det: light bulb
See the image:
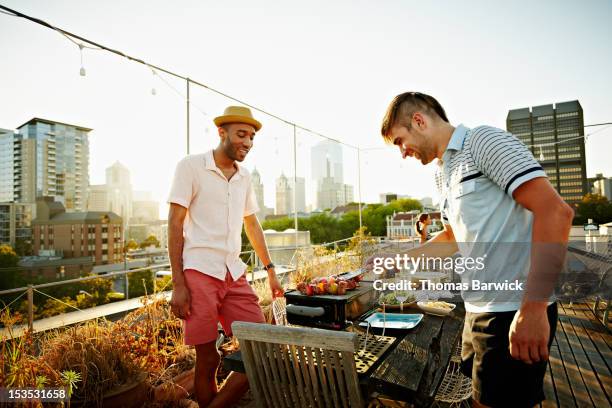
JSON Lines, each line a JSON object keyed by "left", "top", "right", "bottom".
{"left": 80, "top": 66, "right": 86, "bottom": 77}
{"left": 151, "top": 88, "right": 157, "bottom": 96}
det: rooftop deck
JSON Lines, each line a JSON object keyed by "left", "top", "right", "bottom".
{"left": 542, "top": 302, "right": 611, "bottom": 407}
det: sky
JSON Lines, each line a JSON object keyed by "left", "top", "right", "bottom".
{"left": 1, "top": 0, "right": 611, "bottom": 217}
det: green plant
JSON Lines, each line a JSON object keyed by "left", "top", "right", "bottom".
{"left": 60, "top": 369, "right": 81, "bottom": 398}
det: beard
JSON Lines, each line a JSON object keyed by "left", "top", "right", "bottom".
{"left": 223, "top": 140, "right": 243, "bottom": 162}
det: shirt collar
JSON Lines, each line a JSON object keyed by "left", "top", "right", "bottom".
{"left": 445, "top": 124, "right": 468, "bottom": 152}
{"left": 204, "top": 150, "right": 245, "bottom": 179}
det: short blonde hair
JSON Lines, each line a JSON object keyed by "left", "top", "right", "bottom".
{"left": 380, "top": 92, "right": 449, "bottom": 143}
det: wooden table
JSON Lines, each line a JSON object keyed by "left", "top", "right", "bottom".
{"left": 223, "top": 302, "right": 466, "bottom": 407}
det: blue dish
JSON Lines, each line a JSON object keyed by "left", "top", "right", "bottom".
{"left": 359, "top": 313, "right": 424, "bottom": 330}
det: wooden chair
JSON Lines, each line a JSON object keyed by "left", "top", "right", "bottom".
{"left": 232, "top": 321, "right": 365, "bottom": 408}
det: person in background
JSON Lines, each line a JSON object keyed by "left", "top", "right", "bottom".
{"left": 415, "top": 212, "right": 431, "bottom": 243}
{"left": 167, "top": 106, "right": 284, "bottom": 408}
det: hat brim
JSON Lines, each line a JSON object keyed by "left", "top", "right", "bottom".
{"left": 214, "top": 115, "right": 262, "bottom": 131}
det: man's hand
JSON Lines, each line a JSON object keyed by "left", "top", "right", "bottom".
{"left": 509, "top": 303, "right": 550, "bottom": 364}
{"left": 268, "top": 270, "right": 284, "bottom": 298}
{"left": 170, "top": 283, "right": 192, "bottom": 320}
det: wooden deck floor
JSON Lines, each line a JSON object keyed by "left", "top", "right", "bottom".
{"left": 542, "top": 302, "right": 611, "bottom": 407}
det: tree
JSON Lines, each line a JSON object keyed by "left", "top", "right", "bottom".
{"left": 128, "top": 270, "right": 155, "bottom": 298}
{"left": 575, "top": 194, "right": 612, "bottom": 225}
{"left": 139, "top": 235, "right": 160, "bottom": 249}
{"left": 125, "top": 239, "right": 139, "bottom": 251}
{"left": 0, "top": 245, "right": 19, "bottom": 268}
{"left": 13, "top": 238, "right": 33, "bottom": 257}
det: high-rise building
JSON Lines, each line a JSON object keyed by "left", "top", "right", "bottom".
{"left": 275, "top": 173, "right": 292, "bottom": 215}
{"left": 274, "top": 174, "right": 306, "bottom": 216}
{"left": 316, "top": 156, "right": 354, "bottom": 211}
{"left": 87, "top": 184, "right": 109, "bottom": 212}
{"left": 105, "top": 161, "right": 132, "bottom": 222}
{"left": 251, "top": 168, "right": 266, "bottom": 221}
{"left": 507, "top": 101, "right": 587, "bottom": 205}
{"left": 0, "top": 128, "right": 37, "bottom": 204}
{"left": 311, "top": 140, "right": 344, "bottom": 185}
{"left": 0, "top": 119, "right": 91, "bottom": 211}
{"left": 0, "top": 202, "right": 35, "bottom": 250}
{"left": 311, "top": 140, "right": 346, "bottom": 210}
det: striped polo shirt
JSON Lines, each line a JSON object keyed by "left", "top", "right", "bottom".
{"left": 435, "top": 124, "right": 547, "bottom": 312}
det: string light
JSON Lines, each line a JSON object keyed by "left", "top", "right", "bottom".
{"left": 538, "top": 145, "right": 545, "bottom": 161}
{"left": 78, "top": 44, "right": 86, "bottom": 77}
{"left": 150, "top": 67, "right": 157, "bottom": 96}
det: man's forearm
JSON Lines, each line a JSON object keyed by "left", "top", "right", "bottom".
{"left": 244, "top": 218, "right": 273, "bottom": 268}
{"left": 168, "top": 223, "right": 186, "bottom": 286}
{"left": 524, "top": 206, "right": 573, "bottom": 306}
{"left": 405, "top": 227, "right": 458, "bottom": 259}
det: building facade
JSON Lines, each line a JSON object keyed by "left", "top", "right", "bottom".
{"left": 386, "top": 211, "right": 442, "bottom": 239}
{"left": 275, "top": 173, "right": 292, "bottom": 215}
{"left": 86, "top": 184, "right": 109, "bottom": 212}
{"left": 0, "top": 202, "right": 35, "bottom": 250}
{"left": 507, "top": 101, "right": 587, "bottom": 205}
{"left": 32, "top": 197, "right": 122, "bottom": 265}
{"left": 590, "top": 173, "right": 612, "bottom": 201}
{"left": 105, "top": 161, "right": 132, "bottom": 222}
{"left": 251, "top": 168, "right": 266, "bottom": 221}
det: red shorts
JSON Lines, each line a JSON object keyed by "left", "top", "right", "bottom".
{"left": 183, "top": 269, "right": 265, "bottom": 345}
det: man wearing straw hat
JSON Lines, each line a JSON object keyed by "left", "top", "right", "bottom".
{"left": 167, "top": 106, "right": 283, "bottom": 407}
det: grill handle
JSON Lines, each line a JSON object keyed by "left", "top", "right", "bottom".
{"left": 286, "top": 304, "right": 325, "bottom": 317}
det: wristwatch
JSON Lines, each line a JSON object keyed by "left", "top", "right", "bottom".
{"left": 264, "top": 262, "right": 275, "bottom": 271}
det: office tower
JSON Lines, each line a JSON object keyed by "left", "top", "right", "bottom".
{"left": 251, "top": 168, "right": 266, "bottom": 221}
{"left": 275, "top": 173, "right": 292, "bottom": 215}
{"left": 87, "top": 184, "right": 109, "bottom": 211}
{"left": 311, "top": 140, "right": 344, "bottom": 185}
{"left": 507, "top": 101, "right": 587, "bottom": 205}
{"left": 292, "top": 177, "right": 306, "bottom": 213}
{"left": 316, "top": 157, "right": 354, "bottom": 211}
{"left": 105, "top": 161, "right": 132, "bottom": 222}
{"left": 2, "top": 118, "right": 92, "bottom": 211}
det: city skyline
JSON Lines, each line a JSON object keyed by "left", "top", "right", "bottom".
{"left": 1, "top": 1, "right": 611, "bottom": 216}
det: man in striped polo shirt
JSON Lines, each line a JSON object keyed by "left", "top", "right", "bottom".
{"left": 378, "top": 92, "right": 574, "bottom": 407}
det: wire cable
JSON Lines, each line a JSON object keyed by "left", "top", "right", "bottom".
{"left": 0, "top": 3, "right": 357, "bottom": 149}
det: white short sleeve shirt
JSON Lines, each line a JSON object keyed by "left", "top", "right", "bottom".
{"left": 435, "top": 125, "right": 548, "bottom": 313}
{"left": 167, "top": 150, "right": 259, "bottom": 281}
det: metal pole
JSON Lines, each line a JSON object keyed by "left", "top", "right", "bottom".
{"left": 27, "top": 284, "right": 33, "bottom": 332}
{"left": 357, "top": 148, "right": 363, "bottom": 230}
{"left": 186, "top": 78, "right": 191, "bottom": 155}
{"left": 293, "top": 125, "right": 298, "bottom": 249}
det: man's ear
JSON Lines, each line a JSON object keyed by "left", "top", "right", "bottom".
{"left": 217, "top": 126, "right": 225, "bottom": 140}
{"left": 413, "top": 112, "right": 426, "bottom": 130}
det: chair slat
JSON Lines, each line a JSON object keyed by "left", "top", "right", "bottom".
{"left": 302, "top": 346, "right": 323, "bottom": 408}
{"left": 313, "top": 347, "right": 333, "bottom": 407}
{"left": 323, "top": 349, "right": 341, "bottom": 408}
{"left": 265, "top": 342, "right": 288, "bottom": 408}
{"left": 252, "top": 341, "right": 282, "bottom": 407}
{"left": 278, "top": 344, "right": 304, "bottom": 408}
{"left": 332, "top": 350, "right": 349, "bottom": 408}
{"left": 341, "top": 351, "right": 364, "bottom": 408}
{"left": 240, "top": 340, "right": 268, "bottom": 408}
{"left": 272, "top": 343, "right": 299, "bottom": 408}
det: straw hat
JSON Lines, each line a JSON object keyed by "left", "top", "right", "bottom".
{"left": 213, "top": 106, "right": 262, "bottom": 131}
